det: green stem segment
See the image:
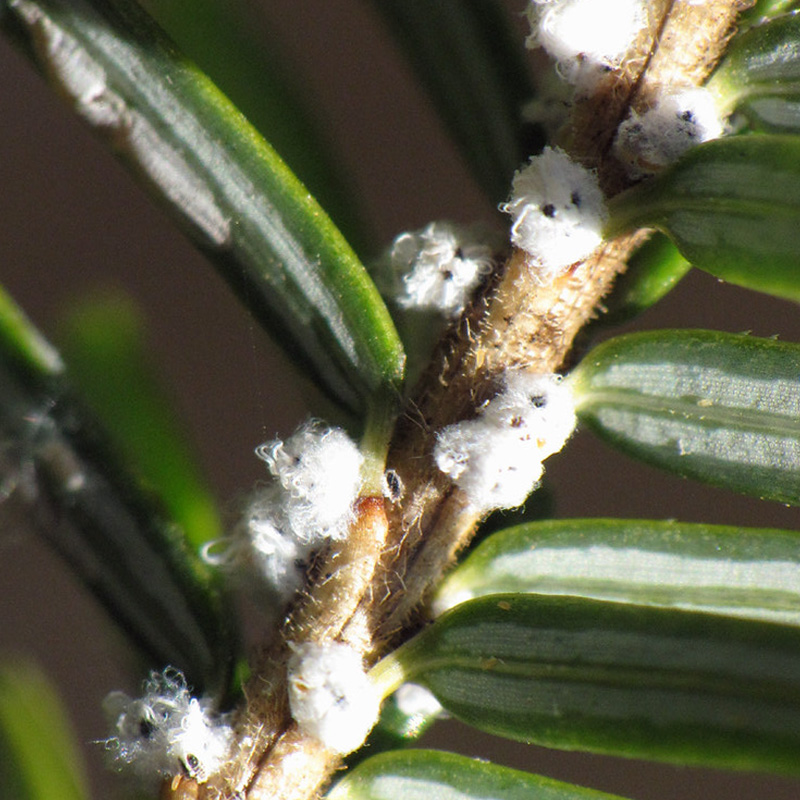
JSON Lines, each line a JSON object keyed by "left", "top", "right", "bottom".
{"left": 359, "top": 391, "right": 401, "bottom": 496}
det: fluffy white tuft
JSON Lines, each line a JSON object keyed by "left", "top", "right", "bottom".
{"left": 203, "top": 420, "right": 362, "bottom": 606}
{"left": 378, "top": 221, "right": 494, "bottom": 317}
{"left": 501, "top": 148, "right": 607, "bottom": 281}
{"left": 201, "top": 486, "right": 309, "bottom": 605}
{"left": 434, "top": 372, "right": 576, "bottom": 512}
{"left": 256, "top": 420, "right": 363, "bottom": 541}
{"left": 526, "top": 0, "right": 646, "bottom": 88}
{"left": 481, "top": 372, "right": 577, "bottom": 460}
{"left": 103, "top": 670, "right": 233, "bottom": 784}
{"left": 243, "top": 488, "right": 311, "bottom": 600}
{"left": 394, "top": 682, "right": 444, "bottom": 719}
{"left": 435, "top": 423, "right": 545, "bottom": 511}
{"left": 287, "top": 641, "right": 381, "bottom": 754}
{"left": 614, "top": 88, "right": 725, "bottom": 176}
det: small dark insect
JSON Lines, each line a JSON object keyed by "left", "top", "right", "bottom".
{"left": 139, "top": 715, "right": 157, "bottom": 739}
{"left": 383, "top": 468, "right": 403, "bottom": 502}
{"left": 183, "top": 754, "right": 201, "bottom": 774}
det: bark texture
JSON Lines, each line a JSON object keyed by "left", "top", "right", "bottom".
{"left": 189, "top": 3, "right": 753, "bottom": 798}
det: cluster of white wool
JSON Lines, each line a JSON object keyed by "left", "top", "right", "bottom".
{"left": 287, "top": 641, "right": 381, "bottom": 754}
{"left": 614, "top": 87, "right": 725, "bottom": 177}
{"left": 103, "top": 670, "right": 233, "bottom": 784}
{"left": 434, "top": 372, "right": 576, "bottom": 512}
{"left": 501, "top": 148, "right": 607, "bottom": 282}
{"left": 233, "top": 486, "right": 311, "bottom": 601}
{"left": 379, "top": 221, "right": 494, "bottom": 318}
{"left": 255, "top": 422, "right": 363, "bottom": 542}
{"left": 203, "top": 421, "right": 363, "bottom": 604}
{"left": 526, "top": 0, "right": 646, "bottom": 89}
{"left": 394, "top": 682, "right": 444, "bottom": 721}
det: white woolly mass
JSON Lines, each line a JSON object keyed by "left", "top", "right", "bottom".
{"left": 481, "top": 372, "right": 577, "bottom": 460}
{"left": 103, "top": 670, "right": 233, "bottom": 784}
{"left": 200, "top": 487, "right": 309, "bottom": 606}
{"left": 435, "top": 423, "right": 545, "bottom": 511}
{"left": 394, "top": 683, "right": 444, "bottom": 720}
{"left": 287, "top": 641, "right": 381, "bottom": 754}
{"left": 501, "top": 148, "right": 607, "bottom": 281}
{"left": 202, "top": 420, "right": 362, "bottom": 606}
{"left": 256, "top": 421, "right": 363, "bottom": 541}
{"left": 242, "top": 487, "right": 311, "bottom": 600}
{"left": 526, "top": 0, "right": 646, "bottom": 88}
{"left": 434, "top": 373, "right": 576, "bottom": 512}
{"left": 380, "top": 221, "right": 494, "bottom": 317}
{"left": 614, "top": 88, "right": 725, "bottom": 176}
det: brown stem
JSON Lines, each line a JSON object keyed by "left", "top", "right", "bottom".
{"left": 190, "top": 3, "right": 751, "bottom": 799}
{"left": 205, "top": 498, "right": 389, "bottom": 799}
{"left": 365, "top": 0, "right": 750, "bottom": 650}
{"left": 369, "top": 231, "right": 650, "bottom": 649}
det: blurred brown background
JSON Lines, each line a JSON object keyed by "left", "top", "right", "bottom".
{"left": 2, "top": 2, "right": 800, "bottom": 798}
